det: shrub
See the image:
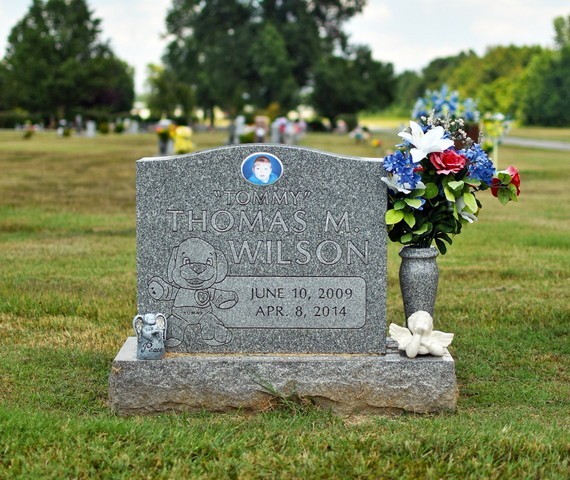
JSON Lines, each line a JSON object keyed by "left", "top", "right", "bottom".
{"left": 239, "top": 131, "right": 255, "bottom": 144}
{"left": 306, "top": 119, "right": 329, "bottom": 132}
{"left": 337, "top": 113, "right": 358, "bottom": 131}
{"left": 98, "top": 122, "right": 110, "bottom": 134}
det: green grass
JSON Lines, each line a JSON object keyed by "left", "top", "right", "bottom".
{"left": 357, "top": 113, "right": 407, "bottom": 131}
{"left": 508, "top": 126, "right": 570, "bottom": 142}
{"left": 0, "top": 129, "right": 568, "bottom": 479}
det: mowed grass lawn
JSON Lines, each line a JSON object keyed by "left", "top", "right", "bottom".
{"left": 0, "top": 129, "right": 568, "bottom": 479}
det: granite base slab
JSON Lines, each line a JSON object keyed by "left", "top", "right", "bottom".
{"left": 109, "top": 337, "right": 457, "bottom": 415}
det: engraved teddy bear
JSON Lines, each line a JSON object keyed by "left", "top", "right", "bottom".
{"left": 147, "top": 237, "right": 238, "bottom": 347}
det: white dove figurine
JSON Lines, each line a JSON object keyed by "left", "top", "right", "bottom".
{"left": 389, "top": 311, "right": 454, "bottom": 358}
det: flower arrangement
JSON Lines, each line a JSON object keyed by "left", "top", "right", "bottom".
{"left": 412, "top": 85, "right": 480, "bottom": 123}
{"left": 155, "top": 123, "right": 176, "bottom": 142}
{"left": 482, "top": 112, "right": 510, "bottom": 140}
{"left": 481, "top": 112, "right": 511, "bottom": 163}
{"left": 382, "top": 116, "right": 520, "bottom": 254}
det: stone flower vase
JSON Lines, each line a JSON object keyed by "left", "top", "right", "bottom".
{"left": 399, "top": 246, "right": 439, "bottom": 325}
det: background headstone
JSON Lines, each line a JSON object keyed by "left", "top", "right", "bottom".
{"left": 86, "top": 120, "right": 96, "bottom": 137}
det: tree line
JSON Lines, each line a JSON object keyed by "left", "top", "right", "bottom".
{"left": 393, "top": 14, "right": 570, "bottom": 127}
{"left": 1, "top": 0, "right": 569, "bottom": 128}
{"left": 0, "top": 0, "right": 133, "bottom": 126}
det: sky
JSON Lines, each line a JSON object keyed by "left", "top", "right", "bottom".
{"left": 0, "top": 0, "right": 569, "bottom": 95}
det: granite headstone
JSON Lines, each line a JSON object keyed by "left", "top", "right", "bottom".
{"left": 109, "top": 144, "right": 457, "bottom": 415}
{"left": 136, "top": 145, "right": 387, "bottom": 354}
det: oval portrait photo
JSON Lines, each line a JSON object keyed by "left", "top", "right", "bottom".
{"left": 241, "top": 152, "right": 283, "bottom": 186}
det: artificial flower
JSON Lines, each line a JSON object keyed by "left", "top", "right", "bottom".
{"left": 412, "top": 85, "right": 480, "bottom": 123}
{"left": 382, "top": 116, "right": 521, "bottom": 255}
{"left": 461, "top": 144, "right": 495, "bottom": 186}
{"left": 492, "top": 166, "right": 521, "bottom": 197}
{"left": 398, "top": 121, "right": 454, "bottom": 163}
{"left": 430, "top": 150, "right": 467, "bottom": 175}
{"left": 456, "top": 196, "right": 478, "bottom": 223}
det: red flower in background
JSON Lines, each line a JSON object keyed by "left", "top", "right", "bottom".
{"left": 491, "top": 166, "right": 521, "bottom": 197}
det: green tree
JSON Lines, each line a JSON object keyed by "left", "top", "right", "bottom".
{"left": 518, "top": 15, "right": 570, "bottom": 126}
{"left": 393, "top": 70, "right": 424, "bottom": 114}
{"left": 162, "top": 0, "right": 367, "bottom": 122}
{"left": 247, "top": 22, "right": 298, "bottom": 111}
{"left": 448, "top": 45, "right": 541, "bottom": 117}
{"left": 553, "top": 14, "right": 570, "bottom": 48}
{"left": 146, "top": 64, "right": 194, "bottom": 121}
{"left": 0, "top": 63, "right": 11, "bottom": 110}
{"left": 3, "top": 0, "right": 134, "bottom": 119}
{"left": 421, "top": 51, "right": 477, "bottom": 91}
{"left": 261, "top": 0, "right": 365, "bottom": 88}
{"left": 519, "top": 47, "right": 570, "bottom": 126}
{"left": 412, "top": 45, "right": 541, "bottom": 118}
{"left": 312, "top": 45, "right": 394, "bottom": 126}
{"left": 164, "top": 0, "right": 254, "bottom": 124}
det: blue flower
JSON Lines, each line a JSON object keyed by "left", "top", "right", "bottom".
{"left": 382, "top": 150, "right": 424, "bottom": 192}
{"left": 383, "top": 149, "right": 408, "bottom": 173}
{"left": 460, "top": 144, "right": 496, "bottom": 186}
{"left": 412, "top": 85, "right": 480, "bottom": 122}
{"left": 412, "top": 98, "right": 429, "bottom": 120}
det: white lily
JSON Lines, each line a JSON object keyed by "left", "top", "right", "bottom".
{"left": 398, "top": 121, "right": 454, "bottom": 164}
{"left": 381, "top": 174, "right": 411, "bottom": 194}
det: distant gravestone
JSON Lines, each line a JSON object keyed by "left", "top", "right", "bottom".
{"left": 136, "top": 145, "right": 387, "bottom": 354}
{"left": 86, "top": 120, "right": 96, "bottom": 137}
{"left": 109, "top": 145, "right": 457, "bottom": 415}
{"left": 234, "top": 115, "right": 246, "bottom": 142}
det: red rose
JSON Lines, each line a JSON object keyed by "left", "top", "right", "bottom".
{"left": 430, "top": 150, "right": 467, "bottom": 175}
{"left": 491, "top": 165, "right": 521, "bottom": 197}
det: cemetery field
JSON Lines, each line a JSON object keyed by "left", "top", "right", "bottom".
{"left": 0, "top": 129, "right": 568, "bottom": 479}
{"left": 507, "top": 126, "right": 570, "bottom": 142}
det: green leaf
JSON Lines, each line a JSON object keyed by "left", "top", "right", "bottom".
{"left": 436, "top": 222, "right": 456, "bottom": 234}
{"left": 448, "top": 180, "right": 465, "bottom": 192}
{"left": 435, "top": 238, "right": 447, "bottom": 255}
{"left": 401, "top": 233, "right": 413, "bottom": 243}
{"left": 465, "top": 178, "right": 481, "bottom": 187}
{"left": 497, "top": 188, "right": 511, "bottom": 205}
{"left": 385, "top": 209, "right": 405, "bottom": 224}
{"left": 463, "top": 191, "right": 478, "bottom": 212}
{"left": 498, "top": 172, "right": 512, "bottom": 184}
{"left": 404, "top": 211, "right": 416, "bottom": 228}
{"left": 424, "top": 183, "right": 439, "bottom": 199}
{"left": 404, "top": 198, "right": 423, "bottom": 209}
{"left": 439, "top": 233, "right": 453, "bottom": 243}
{"left": 411, "top": 187, "right": 426, "bottom": 197}
{"left": 394, "top": 200, "right": 406, "bottom": 210}
{"left": 444, "top": 187, "right": 456, "bottom": 202}
{"left": 413, "top": 223, "right": 430, "bottom": 235}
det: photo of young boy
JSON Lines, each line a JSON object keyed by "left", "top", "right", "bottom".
{"left": 241, "top": 153, "right": 283, "bottom": 186}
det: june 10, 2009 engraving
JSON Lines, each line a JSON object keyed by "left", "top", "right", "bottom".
{"left": 217, "top": 276, "right": 366, "bottom": 329}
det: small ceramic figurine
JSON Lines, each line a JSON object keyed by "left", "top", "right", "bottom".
{"left": 133, "top": 313, "right": 167, "bottom": 360}
{"left": 389, "top": 311, "right": 454, "bottom": 358}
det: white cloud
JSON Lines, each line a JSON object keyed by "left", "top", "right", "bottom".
{"left": 347, "top": 0, "right": 569, "bottom": 72}
{"left": 90, "top": 0, "right": 172, "bottom": 93}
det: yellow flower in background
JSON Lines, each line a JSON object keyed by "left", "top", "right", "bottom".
{"left": 174, "top": 125, "right": 193, "bottom": 154}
